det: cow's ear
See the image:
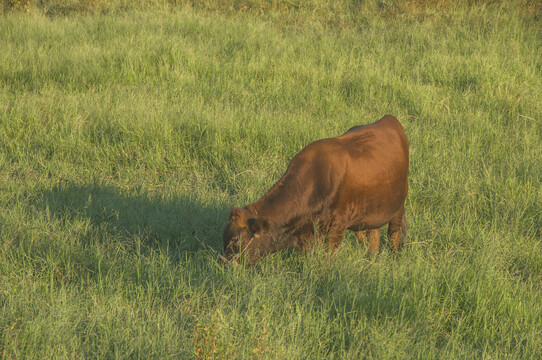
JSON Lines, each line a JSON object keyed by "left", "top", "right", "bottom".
{"left": 248, "top": 217, "right": 269, "bottom": 236}
{"left": 228, "top": 207, "right": 243, "bottom": 220}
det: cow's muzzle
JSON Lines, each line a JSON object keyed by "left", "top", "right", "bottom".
{"left": 218, "top": 236, "right": 257, "bottom": 267}
{"left": 218, "top": 251, "right": 240, "bottom": 267}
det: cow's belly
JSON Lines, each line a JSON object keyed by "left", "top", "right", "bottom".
{"left": 343, "top": 182, "right": 407, "bottom": 230}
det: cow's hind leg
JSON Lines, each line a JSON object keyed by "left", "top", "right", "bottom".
{"left": 354, "top": 229, "right": 380, "bottom": 255}
{"left": 354, "top": 230, "right": 367, "bottom": 243}
{"left": 388, "top": 206, "right": 407, "bottom": 252}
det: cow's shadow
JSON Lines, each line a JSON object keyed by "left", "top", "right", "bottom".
{"left": 38, "top": 181, "right": 226, "bottom": 262}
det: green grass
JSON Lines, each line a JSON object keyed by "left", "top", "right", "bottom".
{"left": 1, "top": 1, "right": 541, "bottom": 358}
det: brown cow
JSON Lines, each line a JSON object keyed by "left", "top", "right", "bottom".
{"left": 220, "top": 115, "right": 408, "bottom": 265}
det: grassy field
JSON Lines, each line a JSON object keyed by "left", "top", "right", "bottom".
{"left": 1, "top": 0, "right": 541, "bottom": 358}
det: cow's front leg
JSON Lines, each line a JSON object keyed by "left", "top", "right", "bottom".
{"left": 296, "top": 226, "right": 316, "bottom": 253}
{"left": 326, "top": 221, "right": 346, "bottom": 255}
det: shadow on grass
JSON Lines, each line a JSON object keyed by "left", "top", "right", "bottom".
{"left": 38, "top": 181, "right": 227, "bottom": 262}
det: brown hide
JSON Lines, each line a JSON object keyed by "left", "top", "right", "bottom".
{"left": 221, "top": 115, "right": 409, "bottom": 265}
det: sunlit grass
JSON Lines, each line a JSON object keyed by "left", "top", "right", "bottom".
{"left": 0, "top": 2, "right": 540, "bottom": 358}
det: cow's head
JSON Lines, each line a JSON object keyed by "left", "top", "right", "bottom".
{"left": 220, "top": 207, "right": 272, "bottom": 265}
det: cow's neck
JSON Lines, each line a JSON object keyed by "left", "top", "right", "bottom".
{"left": 247, "top": 174, "right": 307, "bottom": 235}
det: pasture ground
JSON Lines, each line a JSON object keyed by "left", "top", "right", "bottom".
{"left": 1, "top": 0, "right": 541, "bottom": 358}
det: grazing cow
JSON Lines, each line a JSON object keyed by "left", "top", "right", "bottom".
{"left": 220, "top": 115, "right": 408, "bottom": 265}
